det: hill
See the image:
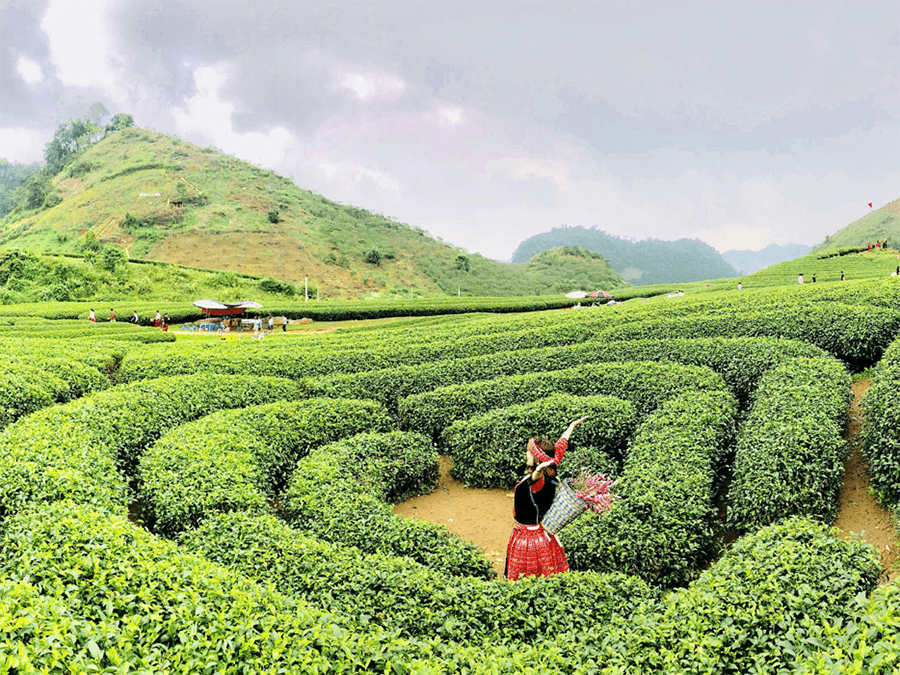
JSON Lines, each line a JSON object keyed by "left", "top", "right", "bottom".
{"left": 811, "top": 199, "right": 900, "bottom": 254}
{"left": 0, "top": 128, "right": 628, "bottom": 299}
{"left": 523, "top": 246, "right": 625, "bottom": 293}
{"left": 721, "top": 243, "right": 811, "bottom": 275}
{"left": 511, "top": 226, "right": 738, "bottom": 285}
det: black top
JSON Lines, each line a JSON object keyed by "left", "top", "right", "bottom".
{"left": 513, "top": 475, "right": 558, "bottom": 525}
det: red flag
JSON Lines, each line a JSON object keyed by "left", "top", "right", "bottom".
{"left": 868, "top": 202, "right": 873, "bottom": 208}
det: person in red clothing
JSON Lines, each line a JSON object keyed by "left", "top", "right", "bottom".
{"left": 505, "top": 417, "right": 586, "bottom": 581}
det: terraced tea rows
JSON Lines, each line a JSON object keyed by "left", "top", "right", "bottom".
{"left": 1, "top": 283, "right": 898, "bottom": 672}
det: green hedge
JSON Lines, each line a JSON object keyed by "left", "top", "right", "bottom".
{"left": 863, "top": 338, "right": 900, "bottom": 506}
{"left": 593, "top": 303, "right": 900, "bottom": 369}
{"left": 792, "top": 578, "right": 900, "bottom": 675}
{"left": 180, "top": 510, "right": 659, "bottom": 646}
{"left": 0, "top": 357, "right": 109, "bottom": 429}
{"left": 726, "top": 358, "right": 851, "bottom": 533}
{"left": 399, "top": 361, "right": 726, "bottom": 442}
{"left": 307, "top": 336, "right": 830, "bottom": 412}
{"left": 139, "top": 398, "right": 393, "bottom": 536}
{"left": 587, "top": 518, "right": 882, "bottom": 674}
{"left": 562, "top": 390, "right": 737, "bottom": 587}
{"left": 0, "top": 374, "right": 307, "bottom": 523}
{"left": 0, "top": 317, "right": 176, "bottom": 343}
{"left": 280, "top": 431, "right": 496, "bottom": 579}
{"left": 0, "top": 502, "right": 414, "bottom": 674}
{"left": 443, "top": 393, "right": 634, "bottom": 488}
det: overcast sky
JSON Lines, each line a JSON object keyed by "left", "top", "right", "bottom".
{"left": 1, "top": 0, "right": 898, "bottom": 261}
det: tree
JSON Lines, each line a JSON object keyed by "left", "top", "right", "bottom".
{"left": 87, "top": 102, "right": 109, "bottom": 127}
{"left": 455, "top": 254, "right": 470, "bottom": 272}
{"left": 105, "top": 113, "right": 134, "bottom": 136}
{"left": 97, "top": 245, "right": 126, "bottom": 273}
{"left": 16, "top": 170, "right": 52, "bottom": 210}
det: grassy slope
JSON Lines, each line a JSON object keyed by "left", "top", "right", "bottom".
{"left": 0, "top": 129, "right": 625, "bottom": 299}
{"left": 811, "top": 198, "right": 900, "bottom": 253}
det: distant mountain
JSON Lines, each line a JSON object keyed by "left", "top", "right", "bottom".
{"left": 511, "top": 226, "right": 738, "bottom": 285}
{"left": 721, "top": 244, "right": 812, "bottom": 275}
{"left": 811, "top": 199, "right": 900, "bottom": 253}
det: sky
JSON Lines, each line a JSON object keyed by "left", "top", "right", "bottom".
{"left": 1, "top": 0, "right": 898, "bottom": 262}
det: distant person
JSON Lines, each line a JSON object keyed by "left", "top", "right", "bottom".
{"left": 884, "top": 238, "right": 889, "bottom": 250}
{"left": 737, "top": 282, "right": 743, "bottom": 290}
{"left": 131, "top": 310, "right": 139, "bottom": 324}
{"left": 109, "top": 309, "right": 116, "bottom": 322}
{"left": 89, "top": 308, "right": 95, "bottom": 322}
{"left": 162, "top": 313, "right": 169, "bottom": 332}
{"left": 281, "top": 316, "right": 288, "bottom": 332}
{"left": 798, "top": 274, "right": 804, "bottom": 285}
{"left": 876, "top": 241, "right": 881, "bottom": 248}
{"left": 811, "top": 274, "right": 816, "bottom": 283}
{"left": 153, "top": 310, "right": 161, "bottom": 327}
{"left": 267, "top": 316, "right": 274, "bottom": 332}
{"left": 840, "top": 271, "right": 845, "bottom": 281}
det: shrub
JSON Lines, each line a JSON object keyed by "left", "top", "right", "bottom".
{"left": 562, "top": 390, "right": 737, "bottom": 587}
{"left": 726, "top": 358, "right": 851, "bottom": 532}
{"left": 139, "top": 398, "right": 392, "bottom": 536}
{"left": 589, "top": 518, "right": 882, "bottom": 674}
{"left": 399, "top": 361, "right": 726, "bottom": 442}
{"left": 180, "top": 511, "right": 659, "bottom": 645}
{"left": 280, "top": 431, "right": 496, "bottom": 579}
{"left": 444, "top": 393, "right": 635, "bottom": 488}
{"left": 863, "top": 338, "right": 900, "bottom": 506}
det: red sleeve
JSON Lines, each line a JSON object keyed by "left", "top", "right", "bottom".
{"left": 554, "top": 437, "right": 568, "bottom": 465}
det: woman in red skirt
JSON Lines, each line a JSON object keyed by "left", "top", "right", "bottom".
{"left": 505, "top": 417, "right": 585, "bottom": 580}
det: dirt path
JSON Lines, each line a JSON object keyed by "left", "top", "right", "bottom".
{"left": 393, "top": 456, "right": 513, "bottom": 577}
{"left": 395, "top": 379, "right": 899, "bottom": 581}
{"left": 833, "top": 378, "right": 899, "bottom": 582}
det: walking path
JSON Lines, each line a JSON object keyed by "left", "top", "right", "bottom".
{"left": 833, "top": 378, "right": 899, "bottom": 582}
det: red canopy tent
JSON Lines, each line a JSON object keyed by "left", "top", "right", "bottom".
{"left": 589, "top": 290, "right": 612, "bottom": 299}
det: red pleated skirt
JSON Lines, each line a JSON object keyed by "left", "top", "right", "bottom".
{"left": 505, "top": 522, "right": 569, "bottom": 581}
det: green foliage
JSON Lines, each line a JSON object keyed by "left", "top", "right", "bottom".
{"left": 139, "top": 398, "right": 392, "bottom": 536}
{"left": 562, "top": 390, "right": 737, "bottom": 587}
{"left": 512, "top": 225, "right": 738, "bottom": 285}
{"left": 591, "top": 518, "right": 881, "bottom": 673}
{"left": 863, "top": 338, "right": 900, "bottom": 506}
{"left": 0, "top": 374, "right": 307, "bottom": 523}
{"left": 444, "top": 394, "right": 634, "bottom": 488}
{"left": 258, "top": 275, "right": 295, "bottom": 295}
{"left": 399, "top": 361, "right": 727, "bottom": 442}
{"left": 280, "top": 431, "right": 496, "bottom": 579}
{"left": 181, "top": 510, "right": 658, "bottom": 645}
{"left": 726, "top": 358, "right": 852, "bottom": 533}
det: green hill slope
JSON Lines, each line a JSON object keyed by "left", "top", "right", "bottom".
{"left": 512, "top": 226, "right": 738, "bottom": 285}
{"left": 812, "top": 199, "right": 900, "bottom": 253}
{"left": 0, "top": 128, "right": 627, "bottom": 299}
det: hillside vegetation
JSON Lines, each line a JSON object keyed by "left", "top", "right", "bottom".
{"left": 511, "top": 225, "right": 738, "bottom": 284}
{"left": 0, "top": 127, "right": 626, "bottom": 299}
{"left": 812, "top": 199, "right": 900, "bottom": 253}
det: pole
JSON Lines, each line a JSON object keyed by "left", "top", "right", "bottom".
{"left": 305, "top": 277, "right": 308, "bottom": 302}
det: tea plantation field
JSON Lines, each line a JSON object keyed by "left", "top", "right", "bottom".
{"left": 1, "top": 277, "right": 899, "bottom": 673}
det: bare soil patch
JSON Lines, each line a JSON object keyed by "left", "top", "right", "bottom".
{"left": 393, "top": 456, "right": 513, "bottom": 577}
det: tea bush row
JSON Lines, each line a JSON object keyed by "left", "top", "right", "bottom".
{"left": 138, "top": 398, "right": 393, "bottom": 537}
{"left": 0, "top": 356, "right": 109, "bottom": 429}
{"left": 584, "top": 517, "right": 883, "bottom": 674}
{"left": 0, "top": 374, "right": 306, "bottom": 523}
{"left": 398, "top": 361, "right": 726, "bottom": 442}
{"left": 279, "top": 432, "right": 495, "bottom": 579}
{"left": 309, "top": 336, "right": 830, "bottom": 411}
{"left": 0, "top": 501, "right": 499, "bottom": 675}
{"left": 726, "top": 357, "right": 852, "bottom": 533}
{"left": 0, "top": 316, "right": 176, "bottom": 343}
{"left": 180, "top": 510, "right": 658, "bottom": 645}
{"left": 562, "top": 390, "right": 737, "bottom": 588}
{"left": 863, "top": 337, "right": 900, "bottom": 506}
{"left": 594, "top": 302, "right": 900, "bottom": 369}
{"left": 444, "top": 393, "right": 634, "bottom": 488}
